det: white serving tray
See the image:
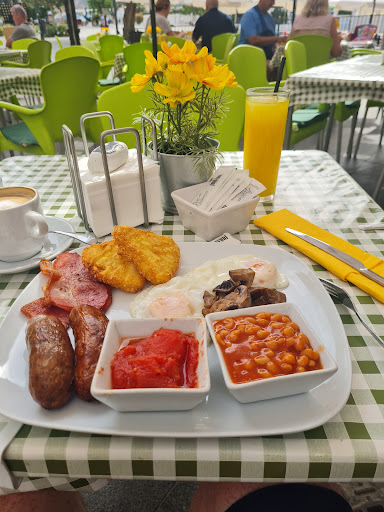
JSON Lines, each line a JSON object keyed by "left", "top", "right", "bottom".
{"left": 0, "top": 243, "right": 351, "bottom": 437}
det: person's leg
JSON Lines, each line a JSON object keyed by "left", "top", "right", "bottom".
{"left": 0, "top": 489, "right": 86, "bottom": 512}
{"left": 189, "top": 482, "right": 349, "bottom": 512}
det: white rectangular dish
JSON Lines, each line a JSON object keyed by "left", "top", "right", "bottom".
{"left": 92, "top": 317, "right": 210, "bottom": 411}
{"left": 171, "top": 183, "right": 260, "bottom": 241}
{"left": 0, "top": 243, "right": 351, "bottom": 437}
{"left": 206, "top": 303, "right": 338, "bottom": 403}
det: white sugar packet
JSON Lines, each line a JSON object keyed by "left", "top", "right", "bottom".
{"left": 207, "top": 171, "right": 252, "bottom": 211}
{"left": 223, "top": 180, "right": 266, "bottom": 208}
{"left": 191, "top": 166, "right": 236, "bottom": 211}
{"left": 211, "top": 232, "right": 241, "bottom": 243}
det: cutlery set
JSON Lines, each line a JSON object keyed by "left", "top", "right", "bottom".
{"left": 286, "top": 228, "right": 384, "bottom": 347}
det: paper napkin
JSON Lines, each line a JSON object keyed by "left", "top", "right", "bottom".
{"left": 254, "top": 209, "right": 384, "bottom": 303}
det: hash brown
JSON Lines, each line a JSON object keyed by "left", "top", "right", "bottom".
{"left": 112, "top": 226, "right": 180, "bottom": 285}
{"left": 81, "top": 240, "right": 146, "bottom": 293}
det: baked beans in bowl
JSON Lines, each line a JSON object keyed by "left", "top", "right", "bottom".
{"left": 205, "top": 303, "right": 337, "bottom": 403}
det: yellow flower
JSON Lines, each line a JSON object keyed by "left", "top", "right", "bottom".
{"left": 157, "top": 51, "right": 169, "bottom": 71}
{"left": 184, "top": 58, "right": 237, "bottom": 90}
{"left": 131, "top": 50, "right": 160, "bottom": 92}
{"left": 146, "top": 26, "right": 162, "bottom": 34}
{"left": 154, "top": 69, "right": 196, "bottom": 107}
{"left": 160, "top": 40, "right": 208, "bottom": 65}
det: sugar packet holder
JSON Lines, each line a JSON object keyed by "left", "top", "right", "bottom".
{"left": 62, "top": 112, "right": 158, "bottom": 233}
{"left": 191, "top": 166, "right": 266, "bottom": 212}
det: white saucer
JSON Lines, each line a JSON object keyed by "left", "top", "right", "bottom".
{"left": 0, "top": 217, "right": 75, "bottom": 275}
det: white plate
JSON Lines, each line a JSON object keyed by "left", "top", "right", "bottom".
{"left": 0, "top": 217, "right": 75, "bottom": 274}
{"left": 0, "top": 243, "right": 351, "bottom": 437}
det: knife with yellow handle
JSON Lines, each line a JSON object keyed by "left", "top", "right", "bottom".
{"left": 286, "top": 228, "right": 384, "bottom": 287}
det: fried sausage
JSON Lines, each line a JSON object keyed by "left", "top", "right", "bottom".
{"left": 26, "top": 315, "right": 75, "bottom": 409}
{"left": 69, "top": 305, "right": 109, "bottom": 402}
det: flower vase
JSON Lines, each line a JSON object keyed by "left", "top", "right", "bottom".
{"left": 150, "top": 140, "right": 219, "bottom": 214}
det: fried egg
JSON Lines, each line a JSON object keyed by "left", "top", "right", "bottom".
{"left": 130, "top": 255, "right": 288, "bottom": 319}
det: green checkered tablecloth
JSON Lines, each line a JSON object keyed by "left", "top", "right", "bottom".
{"left": 0, "top": 50, "right": 27, "bottom": 65}
{"left": 1, "top": 150, "right": 384, "bottom": 493}
{"left": 286, "top": 54, "right": 384, "bottom": 105}
{"left": 113, "top": 52, "right": 125, "bottom": 80}
{"left": 0, "top": 68, "right": 41, "bottom": 99}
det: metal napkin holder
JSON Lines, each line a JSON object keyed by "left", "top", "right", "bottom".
{"left": 62, "top": 112, "right": 159, "bottom": 234}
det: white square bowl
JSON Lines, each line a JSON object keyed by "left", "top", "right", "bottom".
{"left": 205, "top": 303, "right": 338, "bottom": 403}
{"left": 91, "top": 317, "right": 210, "bottom": 412}
{"left": 171, "top": 182, "right": 260, "bottom": 242}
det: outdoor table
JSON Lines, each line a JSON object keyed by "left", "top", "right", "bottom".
{"left": 1, "top": 150, "right": 384, "bottom": 495}
{"left": 0, "top": 68, "right": 41, "bottom": 100}
{"left": 285, "top": 54, "right": 384, "bottom": 107}
{"left": 0, "top": 49, "right": 27, "bottom": 65}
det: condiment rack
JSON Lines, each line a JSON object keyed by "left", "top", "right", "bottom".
{"left": 62, "top": 112, "right": 159, "bottom": 233}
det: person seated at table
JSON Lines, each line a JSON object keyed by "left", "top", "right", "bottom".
{"left": 239, "top": 0, "right": 287, "bottom": 61}
{"left": 145, "top": 0, "right": 181, "bottom": 37}
{"left": 192, "top": 0, "right": 236, "bottom": 53}
{"left": 289, "top": 0, "right": 342, "bottom": 57}
{"left": 6, "top": 4, "right": 37, "bottom": 49}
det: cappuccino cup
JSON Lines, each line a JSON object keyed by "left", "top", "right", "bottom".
{"left": 0, "top": 187, "right": 48, "bottom": 262}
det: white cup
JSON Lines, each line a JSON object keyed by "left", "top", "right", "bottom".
{"left": 0, "top": 186, "right": 48, "bottom": 262}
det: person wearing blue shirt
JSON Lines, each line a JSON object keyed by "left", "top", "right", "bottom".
{"left": 192, "top": 0, "right": 236, "bottom": 53}
{"left": 239, "top": 0, "right": 287, "bottom": 60}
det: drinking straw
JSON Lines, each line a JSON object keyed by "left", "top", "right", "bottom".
{"left": 274, "top": 56, "right": 286, "bottom": 92}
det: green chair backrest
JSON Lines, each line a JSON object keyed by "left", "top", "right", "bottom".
{"left": 40, "top": 56, "right": 101, "bottom": 142}
{"left": 289, "top": 35, "right": 332, "bottom": 68}
{"left": 54, "top": 35, "right": 63, "bottom": 49}
{"left": 167, "top": 36, "right": 185, "bottom": 48}
{"left": 12, "top": 38, "right": 38, "bottom": 50}
{"left": 228, "top": 45, "right": 268, "bottom": 91}
{"left": 87, "top": 34, "right": 99, "bottom": 41}
{"left": 0, "top": 40, "right": 3, "bottom": 46}
{"left": 81, "top": 40, "right": 101, "bottom": 59}
{"left": 140, "top": 34, "right": 151, "bottom": 43}
{"left": 214, "top": 84, "right": 245, "bottom": 151}
{"left": 123, "top": 42, "right": 159, "bottom": 81}
{"left": 285, "top": 39, "right": 307, "bottom": 75}
{"left": 233, "top": 33, "right": 239, "bottom": 46}
{"left": 99, "top": 34, "right": 124, "bottom": 62}
{"left": 28, "top": 40, "right": 52, "bottom": 68}
{"left": 55, "top": 46, "right": 97, "bottom": 61}
{"left": 211, "top": 33, "right": 235, "bottom": 62}
{"left": 97, "top": 81, "right": 154, "bottom": 147}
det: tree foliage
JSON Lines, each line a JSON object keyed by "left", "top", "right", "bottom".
{"left": 177, "top": 5, "right": 205, "bottom": 16}
{"left": 87, "top": 0, "right": 113, "bottom": 15}
{"left": 270, "top": 7, "right": 289, "bottom": 24}
{"left": 24, "top": 0, "right": 64, "bottom": 19}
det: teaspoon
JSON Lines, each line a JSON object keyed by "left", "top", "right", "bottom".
{"left": 49, "top": 230, "right": 98, "bottom": 245}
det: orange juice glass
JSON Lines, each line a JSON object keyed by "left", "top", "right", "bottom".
{"left": 244, "top": 87, "right": 290, "bottom": 202}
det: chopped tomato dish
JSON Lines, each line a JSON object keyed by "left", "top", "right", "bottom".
{"left": 111, "top": 328, "right": 199, "bottom": 389}
{"left": 213, "top": 313, "right": 322, "bottom": 384}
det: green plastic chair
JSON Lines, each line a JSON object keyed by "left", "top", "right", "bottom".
{"left": 282, "top": 40, "right": 329, "bottom": 149}
{"left": 140, "top": 34, "right": 151, "bottom": 43}
{"left": 0, "top": 40, "right": 3, "bottom": 46}
{"left": 87, "top": 34, "right": 99, "bottom": 41}
{"left": 123, "top": 42, "right": 160, "bottom": 82}
{"left": 81, "top": 40, "right": 101, "bottom": 58}
{"left": 97, "top": 81, "right": 154, "bottom": 147}
{"left": 1, "top": 40, "right": 51, "bottom": 68}
{"left": 290, "top": 35, "right": 333, "bottom": 68}
{"left": 167, "top": 36, "right": 185, "bottom": 48}
{"left": 350, "top": 48, "right": 380, "bottom": 56}
{"left": 211, "top": 33, "right": 236, "bottom": 63}
{"left": 54, "top": 35, "right": 63, "bottom": 49}
{"left": 11, "top": 38, "right": 38, "bottom": 50}
{"left": 285, "top": 39, "right": 358, "bottom": 158}
{"left": 98, "top": 35, "right": 124, "bottom": 78}
{"left": 213, "top": 84, "right": 245, "bottom": 151}
{"left": 0, "top": 57, "right": 101, "bottom": 155}
{"left": 228, "top": 45, "right": 269, "bottom": 91}
{"left": 55, "top": 46, "right": 97, "bottom": 61}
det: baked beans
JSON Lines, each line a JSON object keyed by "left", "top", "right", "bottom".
{"left": 213, "top": 313, "right": 322, "bottom": 384}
